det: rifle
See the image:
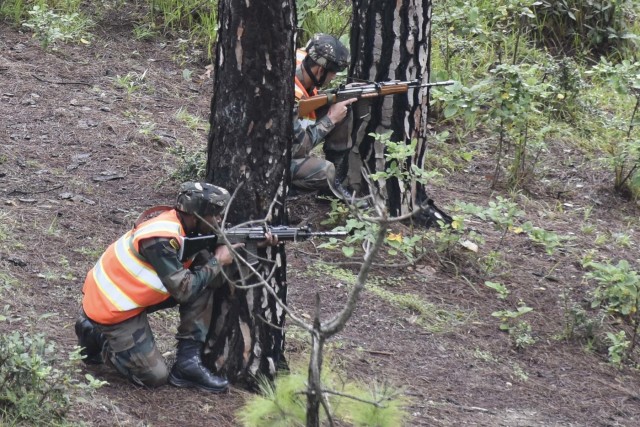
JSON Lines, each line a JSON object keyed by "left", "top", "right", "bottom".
{"left": 178, "top": 225, "right": 348, "bottom": 263}
{"left": 297, "top": 79, "right": 455, "bottom": 117}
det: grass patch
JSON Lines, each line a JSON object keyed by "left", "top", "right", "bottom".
{"left": 307, "top": 263, "right": 472, "bottom": 333}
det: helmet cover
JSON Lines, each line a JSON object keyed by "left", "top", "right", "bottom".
{"left": 175, "top": 182, "right": 230, "bottom": 216}
{"left": 305, "top": 33, "right": 349, "bottom": 72}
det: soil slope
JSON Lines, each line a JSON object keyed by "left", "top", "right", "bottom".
{"left": 2, "top": 13, "right": 640, "bottom": 427}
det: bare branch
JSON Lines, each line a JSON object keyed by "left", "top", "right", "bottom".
{"left": 321, "top": 216, "right": 388, "bottom": 335}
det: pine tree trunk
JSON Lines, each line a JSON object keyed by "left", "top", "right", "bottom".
{"left": 203, "top": 0, "right": 296, "bottom": 387}
{"left": 351, "top": 0, "right": 433, "bottom": 218}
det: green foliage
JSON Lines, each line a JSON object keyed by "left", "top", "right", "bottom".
{"left": 521, "top": 221, "right": 571, "bottom": 255}
{"left": 492, "top": 303, "right": 534, "bottom": 334}
{"left": 369, "top": 132, "right": 441, "bottom": 190}
{"left": 606, "top": 330, "right": 630, "bottom": 367}
{"left": 112, "top": 70, "right": 148, "bottom": 97}
{"left": 1, "top": 0, "right": 83, "bottom": 25}
{"left": 0, "top": 0, "right": 26, "bottom": 24}
{"left": 532, "top": 0, "right": 640, "bottom": 58}
{"left": 22, "top": 3, "right": 92, "bottom": 49}
{"left": 585, "top": 259, "right": 640, "bottom": 318}
{"left": 586, "top": 58, "right": 640, "bottom": 195}
{"left": 238, "top": 364, "right": 408, "bottom": 427}
{"left": 238, "top": 372, "right": 308, "bottom": 426}
{"left": 296, "top": 0, "right": 351, "bottom": 46}
{"left": 0, "top": 324, "right": 106, "bottom": 424}
{"left": 458, "top": 196, "right": 524, "bottom": 251}
{"left": 320, "top": 131, "right": 442, "bottom": 264}
{"left": 168, "top": 141, "right": 207, "bottom": 181}
{"left": 336, "top": 382, "right": 408, "bottom": 427}
{"left": 485, "top": 281, "right": 510, "bottom": 299}
{"left": 148, "top": 0, "right": 218, "bottom": 60}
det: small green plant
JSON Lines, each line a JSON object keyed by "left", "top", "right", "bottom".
{"left": 606, "top": 330, "right": 630, "bottom": 367}
{"left": 613, "top": 232, "right": 632, "bottom": 248}
{"left": 521, "top": 221, "right": 571, "bottom": 255}
{"left": 511, "top": 320, "right": 536, "bottom": 349}
{"left": 485, "top": 281, "right": 510, "bottom": 299}
{"left": 0, "top": 325, "right": 106, "bottom": 424}
{"left": 138, "top": 121, "right": 158, "bottom": 140}
{"left": 168, "top": 141, "right": 207, "bottom": 181}
{"left": 558, "top": 289, "right": 603, "bottom": 342}
{"left": 147, "top": 0, "right": 218, "bottom": 60}
{"left": 492, "top": 303, "right": 536, "bottom": 350}
{"left": 113, "top": 70, "right": 148, "bottom": 96}
{"left": 238, "top": 363, "right": 408, "bottom": 427}
{"left": 511, "top": 362, "right": 529, "bottom": 382}
{"left": 585, "top": 259, "right": 639, "bottom": 318}
{"left": 492, "top": 304, "right": 534, "bottom": 332}
{"left": 176, "top": 107, "right": 208, "bottom": 133}
{"left": 132, "top": 23, "right": 158, "bottom": 41}
{"left": 458, "top": 196, "right": 525, "bottom": 251}
{"left": 22, "top": 4, "right": 92, "bottom": 49}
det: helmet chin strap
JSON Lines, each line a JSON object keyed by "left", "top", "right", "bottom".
{"left": 303, "top": 59, "right": 326, "bottom": 89}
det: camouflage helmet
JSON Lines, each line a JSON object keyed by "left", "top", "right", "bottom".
{"left": 175, "top": 182, "right": 230, "bottom": 216}
{"left": 305, "top": 33, "right": 349, "bottom": 73}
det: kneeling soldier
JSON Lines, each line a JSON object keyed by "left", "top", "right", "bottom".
{"left": 75, "top": 182, "right": 276, "bottom": 392}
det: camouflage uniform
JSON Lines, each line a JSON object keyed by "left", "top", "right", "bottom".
{"left": 291, "top": 34, "right": 354, "bottom": 192}
{"left": 79, "top": 235, "right": 225, "bottom": 387}
{"left": 76, "top": 183, "right": 232, "bottom": 392}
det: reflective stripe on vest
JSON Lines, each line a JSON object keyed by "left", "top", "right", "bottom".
{"left": 82, "top": 210, "right": 186, "bottom": 324}
{"left": 295, "top": 48, "right": 318, "bottom": 121}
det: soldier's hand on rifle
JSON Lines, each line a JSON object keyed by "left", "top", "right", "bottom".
{"left": 327, "top": 98, "right": 357, "bottom": 125}
{"left": 257, "top": 231, "right": 278, "bottom": 248}
{"left": 214, "top": 243, "right": 244, "bottom": 266}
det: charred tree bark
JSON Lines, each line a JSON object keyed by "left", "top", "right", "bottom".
{"left": 204, "top": 0, "right": 296, "bottom": 387}
{"left": 351, "top": 0, "right": 434, "bottom": 220}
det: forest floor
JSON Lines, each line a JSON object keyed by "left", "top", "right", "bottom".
{"left": 2, "top": 9, "right": 640, "bottom": 427}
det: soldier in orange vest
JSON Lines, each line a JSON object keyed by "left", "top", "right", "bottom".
{"left": 75, "top": 182, "right": 276, "bottom": 393}
{"left": 292, "top": 33, "right": 358, "bottom": 198}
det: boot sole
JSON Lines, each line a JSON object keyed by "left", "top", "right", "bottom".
{"left": 168, "top": 373, "right": 229, "bottom": 394}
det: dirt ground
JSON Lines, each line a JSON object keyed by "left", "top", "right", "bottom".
{"left": 2, "top": 11, "right": 640, "bottom": 427}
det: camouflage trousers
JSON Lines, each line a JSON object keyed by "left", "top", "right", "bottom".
{"left": 291, "top": 109, "right": 354, "bottom": 191}
{"left": 290, "top": 156, "right": 335, "bottom": 190}
{"left": 85, "top": 285, "right": 215, "bottom": 388}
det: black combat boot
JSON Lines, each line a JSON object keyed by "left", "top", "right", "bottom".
{"left": 325, "top": 150, "right": 355, "bottom": 200}
{"left": 168, "top": 340, "right": 229, "bottom": 393}
{"left": 74, "top": 314, "right": 106, "bottom": 365}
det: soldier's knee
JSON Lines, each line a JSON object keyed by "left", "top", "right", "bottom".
{"left": 326, "top": 161, "right": 335, "bottom": 179}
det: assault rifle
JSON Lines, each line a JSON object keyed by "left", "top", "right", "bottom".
{"left": 178, "top": 225, "right": 348, "bottom": 263}
{"left": 297, "top": 79, "right": 455, "bottom": 117}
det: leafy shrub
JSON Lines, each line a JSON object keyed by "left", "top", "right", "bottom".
{"left": 22, "top": 4, "right": 92, "bottom": 49}
{"left": 532, "top": 0, "right": 640, "bottom": 58}
{"left": 585, "top": 259, "right": 639, "bottom": 318}
{"left": 0, "top": 326, "right": 105, "bottom": 424}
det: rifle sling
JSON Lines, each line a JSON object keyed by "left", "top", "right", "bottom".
{"left": 133, "top": 205, "right": 174, "bottom": 229}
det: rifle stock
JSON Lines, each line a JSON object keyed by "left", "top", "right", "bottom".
{"left": 297, "top": 79, "right": 454, "bottom": 117}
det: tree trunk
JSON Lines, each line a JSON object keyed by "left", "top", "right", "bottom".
{"left": 351, "top": 0, "right": 433, "bottom": 219}
{"left": 204, "top": 0, "right": 296, "bottom": 387}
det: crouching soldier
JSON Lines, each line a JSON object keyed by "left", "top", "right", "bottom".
{"left": 74, "top": 182, "right": 276, "bottom": 392}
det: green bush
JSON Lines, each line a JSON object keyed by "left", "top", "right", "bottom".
{"left": 0, "top": 326, "right": 105, "bottom": 424}
{"left": 532, "top": 0, "right": 640, "bottom": 58}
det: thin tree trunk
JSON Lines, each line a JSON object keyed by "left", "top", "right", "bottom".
{"left": 351, "top": 0, "right": 434, "bottom": 220}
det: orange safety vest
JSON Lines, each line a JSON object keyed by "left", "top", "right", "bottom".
{"left": 82, "top": 210, "right": 188, "bottom": 325}
{"left": 295, "top": 48, "right": 318, "bottom": 121}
